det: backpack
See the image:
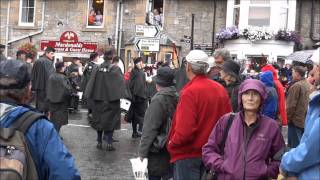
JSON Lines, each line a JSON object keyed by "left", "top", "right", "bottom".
{"left": 150, "top": 92, "right": 179, "bottom": 152}
{"left": 0, "top": 110, "right": 45, "bottom": 180}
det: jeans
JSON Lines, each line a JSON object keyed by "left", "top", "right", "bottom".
{"left": 173, "top": 158, "right": 204, "bottom": 180}
{"left": 288, "top": 123, "right": 304, "bottom": 148}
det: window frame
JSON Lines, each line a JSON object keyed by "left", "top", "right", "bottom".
{"left": 226, "top": 0, "right": 296, "bottom": 31}
{"left": 19, "top": 0, "right": 36, "bottom": 26}
{"left": 145, "top": 0, "right": 164, "bottom": 29}
{"left": 86, "top": 0, "right": 105, "bottom": 28}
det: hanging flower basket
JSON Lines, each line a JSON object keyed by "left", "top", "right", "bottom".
{"left": 18, "top": 43, "right": 37, "bottom": 59}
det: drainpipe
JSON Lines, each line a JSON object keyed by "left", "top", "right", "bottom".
{"left": 115, "top": 0, "right": 120, "bottom": 50}
{"left": 310, "top": 0, "right": 320, "bottom": 41}
{"left": 212, "top": 0, "right": 216, "bottom": 53}
{"left": 5, "top": 0, "right": 11, "bottom": 57}
{"left": 7, "top": 1, "right": 46, "bottom": 45}
{"left": 118, "top": 0, "right": 123, "bottom": 57}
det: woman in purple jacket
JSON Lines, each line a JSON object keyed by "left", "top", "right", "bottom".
{"left": 202, "top": 79, "right": 285, "bottom": 180}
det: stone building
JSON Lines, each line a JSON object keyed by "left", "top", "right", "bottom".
{"left": 0, "top": 0, "right": 319, "bottom": 69}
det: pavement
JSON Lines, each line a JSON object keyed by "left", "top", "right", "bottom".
{"left": 62, "top": 108, "right": 288, "bottom": 180}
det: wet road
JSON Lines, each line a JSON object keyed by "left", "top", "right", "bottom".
{"left": 61, "top": 110, "right": 138, "bottom": 180}
{"left": 61, "top": 109, "right": 288, "bottom": 180}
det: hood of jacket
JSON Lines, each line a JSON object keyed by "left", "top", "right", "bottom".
{"left": 238, "top": 79, "right": 268, "bottom": 112}
{"left": 260, "top": 71, "right": 274, "bottom": 87}
{"left": 261, "top": 64, "right": 278, "bottom": 80}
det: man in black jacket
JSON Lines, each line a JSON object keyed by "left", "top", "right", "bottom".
{"left": 31, "top": 47, "right": 55, "bottom": 114}
{"left": 128, "top": 57, "right": 147, "bottom": 138}
{"left": 139, "top": 66, "right": 178, "bottom": 180}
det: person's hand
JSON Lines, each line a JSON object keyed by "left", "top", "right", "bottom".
{"left": 138, "top": 157, "right": 144, "bottom": 162}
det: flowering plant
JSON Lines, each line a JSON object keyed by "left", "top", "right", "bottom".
{"left": 18, "top": 43, "right": 37, "bottom": 59}
{"left": 275, "top": 29, "right": 301, "bottom": 44}
{"left": 216, "top": 26, "right": 301, "bottom": 43}
{"left": 216, "top": 26, "right": 240, "bottom": 42}
{"left": 241, "top": 26, "right": 273, "bottom": 42}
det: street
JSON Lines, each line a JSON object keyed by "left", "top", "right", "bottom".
{"left": 62, "top": 108, "right": 288, "bottom": 180}
{"left": 61, "top": 109, "right": 138, "bottom": 180}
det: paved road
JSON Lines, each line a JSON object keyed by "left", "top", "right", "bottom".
{"left": 62, "top": 109, "right": 288, "bottom": 180}
{"left": 61, "top": 110, "right": 138, "bottom": 180}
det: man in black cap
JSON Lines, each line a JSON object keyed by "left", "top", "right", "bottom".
{"left": 138, "top": 66, "right": 178, "bottom": 180}
{"left": 31, "top": 47, "right": 56, "bottom": 114}
{"left": 0, "top": 44, "right": 7, "bottom": 62}
{"left": 85, "top": 48, "right": 125, "bottom": 151}
{"left": 220, "top": 60, "right": 241, "bottom": 112}
{"left": 47, "top": 62, "right": 72, "bottom": 133}
{"left": 128, "top": 57, "right": 147, "bottom": 138}
{"left": 0, "top": 59, "right": 80, "bottom": 179}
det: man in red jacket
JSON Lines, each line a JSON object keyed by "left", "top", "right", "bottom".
{"left": 167, "top": 50, "right": 232, "bottom": 180}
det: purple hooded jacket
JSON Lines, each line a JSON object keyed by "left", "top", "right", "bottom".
{"left": 202, "top": 79, "right": 285, "bottom": 180}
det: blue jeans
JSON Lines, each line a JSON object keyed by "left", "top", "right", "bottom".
{"left": 288, "top": 123, "right": 304, "bottom": 148}
{"left": 173, "top": 158, "right": 204, "bottom": 180}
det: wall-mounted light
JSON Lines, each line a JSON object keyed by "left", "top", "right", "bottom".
{"left": 96, "top": 0, "right": 103, "bottom": 4}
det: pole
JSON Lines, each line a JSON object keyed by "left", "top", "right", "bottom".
{"left": 190, "top": 14, "right": 194, "bottom": 50}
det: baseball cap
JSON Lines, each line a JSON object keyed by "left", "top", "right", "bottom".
{"left": 186, "top": 50, "right": 209, "bottom": 65}
{"left": 0, "top": 60, "right": 30, "bottom": 89}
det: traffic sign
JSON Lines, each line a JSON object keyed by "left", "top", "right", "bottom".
{"left": 135, "top": 38, "right": 160, "bottom": 52}
{"left": 135, "top": 25, "right": 160, "bottom": 38}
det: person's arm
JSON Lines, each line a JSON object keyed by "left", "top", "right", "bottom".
{"left": 286, "top": 85, "right": 300, "bottom": 121}
{"left": 266, "top": 125, "right": 286, "bottom": 178}
{"left": 168, "top": 91, "right": 197, "bottom": 147}
{"left": 28, "top": 120, "right": 81, "bottom": 180}
{"left": 139, "top": 98, "right": 165, "bottom": 158}
{"left": 281, "top": 115, "right": 320, "bottom": 173}
{"left": 202, "top": 115, "right": 228, "bottom": 173}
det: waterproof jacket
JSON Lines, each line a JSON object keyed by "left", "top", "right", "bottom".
{"left": 224, "top": 82, "right": 240, "bottom": 112}
{"left": 0, "top": 102, "right": 81, "bottom": 180}
{"left": 139, "top": 86, "right": 177, "bottom": 176}
{"left": 202, "top": 79, "right": 285, "bottom": 180}
{"left": 261, "top": 65, "right": 287, "bottom": 125}
{"left": 167, "top": 75, "right": 232, "bottom": 163}
{"left": 286, "top": 79, "right": 310, "bottom": 128}
{"left": 260, "top": 71, "right": 278, "bottom": 120}
{"left": 281, "top": 91, "right": 320, "bottom": 179}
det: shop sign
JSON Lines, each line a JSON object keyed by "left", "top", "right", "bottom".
{"left": 40, "top": 31, "right": 97, "bottom": 53}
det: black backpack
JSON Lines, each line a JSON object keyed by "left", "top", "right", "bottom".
{"left": 150, "top": 92, "right": 179, "bottom": 152}
{"left": 0, "top": 111, "right": 45, "bottom": 180}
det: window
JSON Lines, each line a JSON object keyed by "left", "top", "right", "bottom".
{"left": 146, "top": 0, "right": 164, "bottom": 28}
{"left": 19, "top": 0, "right": 36, "bottom": 26}
{"left": 165, "top": 52, "right": 172, "bottom": 63}
{"left": 87, "top": 0, "right": 104, "bottom": 27}
{"left": 227, "top": 0, "right": 295, "bottom": 31}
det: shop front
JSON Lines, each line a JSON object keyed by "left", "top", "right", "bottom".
{"left": 40, "top": 31, "right": 98, "bottom": 62}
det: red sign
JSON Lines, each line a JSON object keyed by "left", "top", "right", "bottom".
{"left": 40, "top": 31, "right": 97, "bottom": 53}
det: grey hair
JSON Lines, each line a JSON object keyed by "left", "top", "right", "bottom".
{"left": 189, "top": 62, "right": 209, "bottom": 75}
{"left": 213, "top": 48, "right": 232, "bottom": 61}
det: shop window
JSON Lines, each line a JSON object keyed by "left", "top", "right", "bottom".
{"left": 19, "top": 0, "right": 36, "bottom": 26}
{"left": 146, "top": 0, "right": 164, "bottom": 28}
{"left": 87, "top": 0, "right": 104, "bottom": 27}
{"left": 165, "top": 52, "right": 172, "bottom": 63}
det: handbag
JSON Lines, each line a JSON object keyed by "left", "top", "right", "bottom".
{"left": 201, "top": 113, "right": 235, "bottom": 180}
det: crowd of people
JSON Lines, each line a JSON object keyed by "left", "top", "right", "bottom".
{"left": 0, "top": 43, "right": 319, "bottom": 180}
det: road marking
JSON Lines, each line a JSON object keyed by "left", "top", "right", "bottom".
{"left": 67, "top": 124, "right": 128, "bottom": 131}
{"left": 67, "top": 124, "right": 91, "bottom": 128}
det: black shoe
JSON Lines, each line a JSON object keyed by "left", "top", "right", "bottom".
{"left": 106, "top": 144, "right": 116, "bottom": 151}
{"left": 132, "top": 132, "right": 142, "bottom": 138}
{"left": 96, "top": 142, "right": 102, "bottom": 149}
{"left": 112, "top": 138, "right": 119, "bottom": 142}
